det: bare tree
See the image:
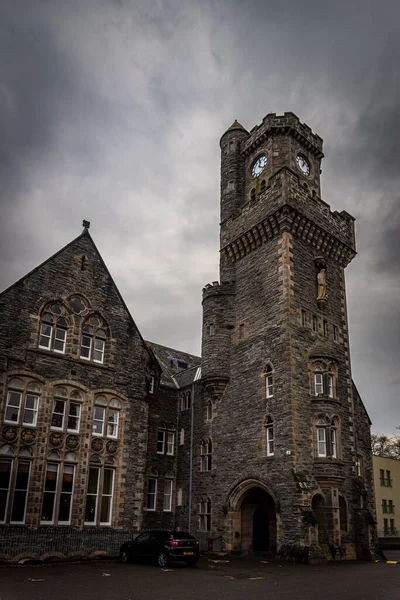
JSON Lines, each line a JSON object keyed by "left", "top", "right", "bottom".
{"left": 371, "top": 429, "right": 400, "bottom": 459}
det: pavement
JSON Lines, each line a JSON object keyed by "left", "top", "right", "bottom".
{"left": 1, "top": 555, "right": 399, "bottom": 600}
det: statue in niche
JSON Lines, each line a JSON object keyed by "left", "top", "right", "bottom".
{"left": 317, "top": 267, "right": 327, "bottom": 301}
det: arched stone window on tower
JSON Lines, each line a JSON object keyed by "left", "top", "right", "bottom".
{"left": 315, "top": 415, "right": 340, "bottom": 459}
{"left": 265, "top": 416, "right": 274, "bottom": 456}
{"left": 250, "top": 188, "right": 256, "bottom": 202}
{"left": 311, "top": 361, "right": 337, "bottom": 399}
{"left": 80, "top": 315, "right": 108, "bottom": 364}
{"left": 260, "top": 179, "right": 266, "bottom": 193}
{"left": 39, "top": 303, "right": 70, "bottom": 354}
{"left": 200, "top": 439, "right": 212, "bottom": 471}
{"left": 199, "top": 497, "right": 211, "bottom": 531}
{"left": 206, "top": 400, "right": 213, "bottom": 422}
{"left": 265, "top": 364, "right": 274, "bottom": 398}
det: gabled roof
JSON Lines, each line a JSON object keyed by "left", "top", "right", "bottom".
{"left": 352, "top": 380, "right": 372, "bottom": 425}
{"left": 145, "top": 340, "right": 201, "bottom": 389}
{"left": 0, "top": 228, "right": 157, "bottom": 367}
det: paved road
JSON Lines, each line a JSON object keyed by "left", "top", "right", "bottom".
{"left": 0, "top": 556, "right": 399, "bottom": 600}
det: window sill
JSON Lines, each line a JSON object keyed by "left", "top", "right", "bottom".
{"left": 311, "top": 395, "right": 339, "bottom": 404}
{"left": 27, "top": 348, "right": 115, "bottom": 371}
{"left": 314, "top": 458, "right": 344, "bottom": 466}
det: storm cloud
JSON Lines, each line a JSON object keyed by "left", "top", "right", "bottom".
{"left": 0, "top": 0, "right": 399, "bottom": 432}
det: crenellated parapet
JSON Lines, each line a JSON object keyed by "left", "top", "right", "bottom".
{"left": 241, "top": 112, "right": 324, "bottom": 159}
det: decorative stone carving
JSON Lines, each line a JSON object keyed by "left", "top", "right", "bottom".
{"left": 21, "top": 428, "right": 36, "bottom": 445}
{"left": 91, "top": 438, "right": 104, "bottom": 452}
{"left": 49, "top": 431, "right": 63, "bottom": 448}
{"left": 106, "top": 440, "right": 118, "bottom": 455}
{"left": 66, "top": 435, "right": 80, "bottom": 450}
{"left": 2, "top": 426, "right": 18, "bottom": 443}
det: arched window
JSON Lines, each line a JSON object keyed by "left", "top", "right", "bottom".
{"left": 4, "top": 378, "right": 41, "bottom": 427}
{"left": 250, "top": 188, "right": 256, "bottom": 202}
{"left": 315, "top": 415, "right": 340, "bottom": 459}
{"left": 157, "top": 423, "right": 166, "bottom": 454}
{"left": 200, "top": 439, "right": 212, "bottom": 471}
{"left": 146, "top": 471, "right": 158, "bottom": 511}
{"left": 265, "top": 416, "right": 274, "bottom": 456}
{"left": 81, "top": 315, "right": 107, "bottom": 364}
{"left": 51, "top": 387, "right": 83, "bottom": 433}
{"left": 312, "top": 361, "right": 337, "bottom": 398}
{"left": 199, "top": 497, "right": 211, "bottom": 531}
{"left": 39, "top": 303, "right": 69, "bottom": 354}
{"left": 41, "top": 452, "right": 76, "bottom": 526}
{"left": 260, "top": 179, "right": 266, "bottom": 193}
{"left": 84, "top": 460, "right": 115, "bottom": 526}
{"left": 92, "top": 396, "right": 121, "bottom": 439}
{"left": 265, "top": 364, "right": 274, "bottom": 398}
{"left": 206, "top": 400, "right": 213, "bottom": 422}
{"left": 180, "top": 391, "right": 191, "bottom": 411}
{"left": 157, "top": 423, "right": 175, "bottom": 456}
{"left": 0, "top": 444, "right": 31, "bottom": 525}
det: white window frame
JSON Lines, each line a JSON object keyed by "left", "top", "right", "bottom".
{"left": 0, "top": 458, "right": 12, "bottom": 524}
{"left": 54, "top": 327, "right": 67, "bottom": 354}
{"left": 4, "top": 391, "right": 22, "bottom": 425}
{"left": 58, "top": 464, "right": 75, "bottom": 525}
{"left": 22, "top": 394, "right": 39, "bottom": 427}
{"left": 266, "top": 373, "right": 274, "bottom": 398}
{"left": 10, "top": 460, "right": 31, "bottom": 525}
{"left": 163, "top": 480, "right": 173, "bottom": 512}
{"left": 93, "top": 337, "right": 105, "bottom": 364}
{"left": 99, "top": 468, "right": 114, "bottom": 525}
{"left": 38, "top": 322, "right": 52, "bottom": 350}
{"left": 179, "top": 428, "right": 185, "bottom": 446}
{"left": 314, "top": 372, "right": 324, "bottom": 395}
{"left": 41, "top": 462, "right": 60, "bottom": 524}
{"left": 317, "top": 427, "right": 327, "bottom": 457}
{"left": 157, "top": 429, "right": 166, "bottom": 454}
{"left": 266, "top": 423, "right": 274, "bottom": 456}
{"left": 331, "top": 426, "right": 337, "bottom": 458}
{"left": 328, "top": 374, "right": 334, "bottom": 398}
{"left": 51, "top": 399, "right": 66, "bottom": 430}
{"left": 200, "top": 440, "right": 212, "bottom": 472}
{"left": 147, "top": 478, "right": 157, "bottom": 511}
{"left": 199, "top": 498, "right": 211, "bottom": 532}
{"left": 107, "top": 409, "right": 119, "bottom": 439}
{"left": 93, "top": 406, "right": 105, "bottom": 436}
{"left": 85, "top": 466, "right": 100, "bottom": 524}
{"left": 80, "top": 335, "right": 92, "bottom": 361}
{"left": 67, "top": 402, "right": 81, "bottom": 433}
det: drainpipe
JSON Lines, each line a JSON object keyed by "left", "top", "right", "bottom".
{"left": 188, "top": 382, "right": 195, "bottom": 532}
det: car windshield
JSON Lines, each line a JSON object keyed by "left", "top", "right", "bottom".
{"left": 172, "top": 531, "right": 194, "bottom": 539}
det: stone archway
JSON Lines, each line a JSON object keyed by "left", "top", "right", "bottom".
{"left": 227, "top": 480, "right": 277, "bottom": 554}
{"left": 312, "top": 493, "right": 328, "bottom": 545}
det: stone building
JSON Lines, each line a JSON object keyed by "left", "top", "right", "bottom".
{"left": 0, "top": 112, "right": 376, "bottom": 562}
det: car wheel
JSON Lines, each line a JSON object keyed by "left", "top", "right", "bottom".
{"left": 157, "top": 551, "right": 169, "bottom": 568}
{"left": 186, "top": 558, "right": 198, "bottom": 567}
{"left": 120, "top": 550, "right": 131, "bottom": 564}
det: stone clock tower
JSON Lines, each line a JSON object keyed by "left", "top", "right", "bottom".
{"left": 199, "top": 113, "right": 375, "bottom": 560}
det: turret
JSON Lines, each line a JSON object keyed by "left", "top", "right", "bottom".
{"left": 219, "top": 120, "right": 249, "bottom": 223}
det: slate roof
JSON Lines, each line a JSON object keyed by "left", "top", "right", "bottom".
{"left": 145, "top": 341, "right": 201, "bottom": 389}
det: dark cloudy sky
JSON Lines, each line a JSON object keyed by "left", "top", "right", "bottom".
{"left": 0, "top": 0, "right": 399, "bottom": 433}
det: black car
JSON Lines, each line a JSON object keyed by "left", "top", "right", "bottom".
{"left": 120, "top": 530, "right": 200, "bottom": 567}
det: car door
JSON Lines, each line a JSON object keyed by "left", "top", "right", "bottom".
{"left": 132, "top": 532, "right": 151, "bottom": 559}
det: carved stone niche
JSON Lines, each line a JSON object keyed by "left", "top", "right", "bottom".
{"left": 106, "top": 440, "right": 118, "bottom": 455}
{"left": 66, "top": 434, "right": 80, "bottom": 451}
{"left": 91, "top": 437, "right": 104, "bottom": 452}
{"left": 49, "top": 431, "right": 64, "bottom": 448}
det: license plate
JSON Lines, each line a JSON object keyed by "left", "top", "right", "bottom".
{"left": 184, "top": 552, "right": 193, "bottom": 556}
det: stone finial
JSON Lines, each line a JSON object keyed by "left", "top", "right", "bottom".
{"left": 82, "top": 220, "right": 90, "bottom": 231}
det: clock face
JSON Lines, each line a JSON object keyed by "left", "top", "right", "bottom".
{"left": 296, "top": 154, "right": 310, "bottom": 176}
{"left": 251, "top": 154, "right": 267, "bottom": 178}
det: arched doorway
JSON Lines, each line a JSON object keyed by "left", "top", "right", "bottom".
{"left": 240, "top": 487, "right": 276, "bottom": 553}
{"left": 312, "top": 493, "right": 327, "bottom": 545}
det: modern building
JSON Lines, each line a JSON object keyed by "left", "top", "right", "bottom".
{"left": 373, "top": 456, "right": 400, "bottom": 540}
{"left": 0, "top": 112, "right": 376, "bottom": 562}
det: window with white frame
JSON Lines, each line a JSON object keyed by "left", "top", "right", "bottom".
{"left": 51, "top": 388, "right": 82, "bottom": 433}
{"left": 312, "top": 361, "right": 337, "bottom": 398}
{"left": 0, "top": 446, "right": 32, "bottom": 525}
{"left": 199, "top": 497, "right": 211, "bottom": 531}
{"left": 265, "top": 365, "right": 274, "bottom": 398}
{"left": 147, "top": 477, "right": 157, "bottom": 511}
{"left": 265, "top": 416, "right": 274, "bottom": 456}
{"left": 157, "top": 425, "right": 166, "bottom": 454}
{"left": 166, "top": 431, "right": 175, "bottom": 456}
{"left": 4, "top": 378, "right": 41, "bottom": 427}
{"left": 84, "top": 465, "right": 115, "bottom": 525}
{"left": 315, "top": 416, "right": 339, "bottom": 459}
{"left": 180, "top": 391, "right": 191, "bottom": 411}
{"left": 80, "top": 315, "right": 107, "bottom": 364}
{"left": 38, "top": 304, "right": 69, "bottom": 354}
{"left": 149, "top": 376, "right": 155, "bottom": 394}
{"left": 92, "top": 397, "right": 121, "bottom": 439}
{"left": 41, "top": 455, "right": 76, "bottom": 525}
{"left": 200, "top": 439, "right": 212, "bottom": 471}
{"left": 163, "top": 480, "right": 173, "bottom": 512}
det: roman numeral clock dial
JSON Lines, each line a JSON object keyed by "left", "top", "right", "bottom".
{"left": 251, "top": 154, "right": 267, "bottom": 177}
